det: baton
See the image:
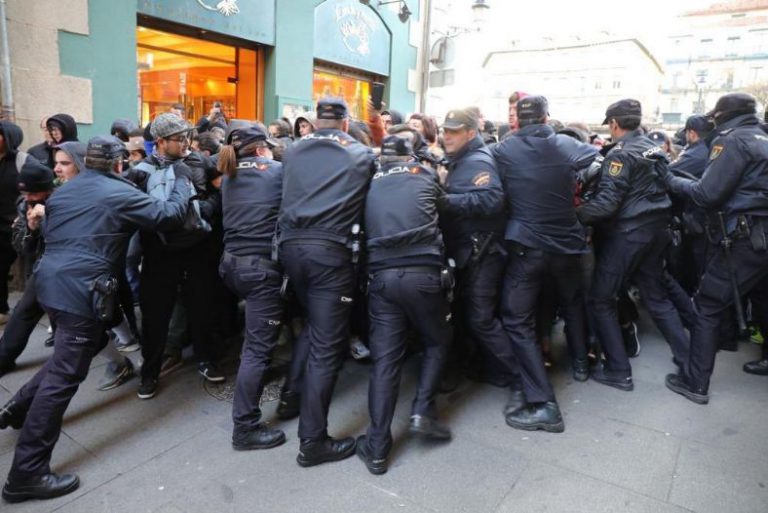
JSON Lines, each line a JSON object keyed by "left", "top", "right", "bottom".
{"left": 717, "top": 212, "right": 749, "bottom": 337}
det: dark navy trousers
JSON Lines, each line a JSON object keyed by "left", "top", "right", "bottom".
{"left": 280, "top": 241, "right": 355, "bottom": 441}
{"left": 0, "top": 274, "right": 48, "bottom": 368}
{"left": 687, "top": 225, "right": 768, "bottom": 389}
{"left": 8, "top": 309, "right": 104, "bottom": 480}
{"left": 454, "top": 252, "right": 521, "bottom": 385}
{"left": 219, "top": 252, "right": 284, "bottom": 431}
{"left": 501, "top": 246, "right": 587, "bottom": 403}
{"left": 589, "top": 222, "right": 690, "bottom": 376}
{"left": 365, "top": 267, "right": 451, "bottom": 458}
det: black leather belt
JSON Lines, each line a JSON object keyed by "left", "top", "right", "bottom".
{"left": 222, "top": 251, "right": 281, "bottom": 272}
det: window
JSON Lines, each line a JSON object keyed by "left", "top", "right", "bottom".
{"left": 136, "top": 26, "right": 260, "bottom": 126}
{"left": 726, "top": 36, "right": 741, "bottom": 57}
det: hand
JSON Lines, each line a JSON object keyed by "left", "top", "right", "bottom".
{"left": 26, "top": 204, "right": 44, "bottom": 231}
{"left": 173, "top": 165, "right": 193, "bottom": 182}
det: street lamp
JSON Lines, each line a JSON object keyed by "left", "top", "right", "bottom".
{"left": 364, "top": 0, "right": 412, "bottom": 23}
{"left": 418, "top": 0, "right": 491, "bottom": 112}
{"left": 695, "top": 70, "right": 708, "bottom": 114}
{"left": 471, "top": 0, "right": 490, "bottom": 27}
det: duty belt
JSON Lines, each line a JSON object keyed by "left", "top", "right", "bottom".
{"left": 222, "top": 251, "right": 281, "bottom": 272}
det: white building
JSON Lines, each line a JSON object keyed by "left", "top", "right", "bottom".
{"left": 661, "top": 0, "right": 768, "bottom": 122}
{"left": 481, "top": 39, "right": 664, "bottom": 126}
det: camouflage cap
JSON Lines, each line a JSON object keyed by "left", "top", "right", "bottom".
{"left": 150, "top": 113, "right": 192, "bottom": 140}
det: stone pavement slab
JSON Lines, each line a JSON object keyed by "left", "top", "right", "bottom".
{"left": 0, "top": 304, "right": 767, "bottom": 512}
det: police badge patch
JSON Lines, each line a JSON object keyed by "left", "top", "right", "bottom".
{"left": 608, "top": 161, "right": 623, "bottom": 177}
{"left": 472, "top": 172, "right": 491, "bottom": 186}
{"left": 709, "top": 144, "right": 724, "bottom": 161}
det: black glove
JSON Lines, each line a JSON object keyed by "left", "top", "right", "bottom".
{"left": 173, "top": 164, "right": 193, "bottom": 183}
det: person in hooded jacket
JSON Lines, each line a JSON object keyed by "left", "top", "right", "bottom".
{"left": 217, "top": 124, "right": 286, "bottom": 451}
{"left": 27, "top": 117, "right": 52, "bottom": 165}
{"left": 0, "top": 158, "right": 56, "bottom": 377}
{"left": 380, "top": 109, "right": 403, "bottom": 132}
{"left": 0, "top": 135, "right": 190, "bottom": 503}
{"left": 31, "top": 114, "right": 79, "bottom": 169}
{"left": 0, "top": 121, "right": 33, "bottom": 325}
{"left": 294, "top": 112, "right": 316, "bottom": 138}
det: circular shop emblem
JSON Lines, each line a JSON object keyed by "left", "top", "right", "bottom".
{"left": 337, "top": 11, "right": 371, "bottom": 57}
{"left": 197, "top": 0, "right": 240, "bottom": 16}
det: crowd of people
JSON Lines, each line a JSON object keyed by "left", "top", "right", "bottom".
{"left": 0, "top": 88, "right": 766, "bottom": 502}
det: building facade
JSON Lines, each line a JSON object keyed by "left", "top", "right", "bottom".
{"left": 660, "top": 0, "right": 768, "bottom": 123}
{"left": 3, "top": 0, "right": 423, "bottom": 145}
{"left": 481, "top": 39, "right": 664, "bottom": 127}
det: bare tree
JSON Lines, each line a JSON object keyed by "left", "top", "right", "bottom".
{"left": 744, "top": 81, "right": 768, "bottom": 110}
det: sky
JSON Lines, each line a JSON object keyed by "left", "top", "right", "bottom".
{"left": 433, "top": 0, "right": 710, "bottom": 54}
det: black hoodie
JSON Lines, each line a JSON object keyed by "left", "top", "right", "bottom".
{"left": 0, "top": 120, "right": 26, "bottom": 230}
{"left": 29, "top": 113, "right": 79, "bottom": 169}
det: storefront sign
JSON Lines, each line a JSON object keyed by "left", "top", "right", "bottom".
{"left": 138, "top": 0, "right": 275, "bottom": 45}
{"left": 314, "top": 0, "right": 392, "bottom": 76}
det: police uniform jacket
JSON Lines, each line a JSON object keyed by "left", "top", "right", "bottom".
{"left": 34, "top": 168, "right": 190, "bottom": 319}
{"left": 278, "top": 128, "right": 376, "bottom": 245}
{"left": 365, "top": 160, "right": 444, "bottom": 272}
{"left": 493, "top": 123, "right": 598, "bottom": 254}
{"left": 669, "top": 140, "right": 710, "bottom": 234}
{"left": 441, "top": 135, "right": 505, "bottom": 267}
{"left": 667, "top": 114, "right": 768, "bottom": 232}
{"left": 669, "top": 140, "right": 708, "bottom": 179}
{"left": 222, "top": 155, "right": 282, "bottom": 257}
{"left": 576, "top": 129, "right": 671, "bottom": 231}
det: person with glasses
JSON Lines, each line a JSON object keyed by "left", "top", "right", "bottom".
{"left": 130, "top": 113, "right": 224, "bottom": 400}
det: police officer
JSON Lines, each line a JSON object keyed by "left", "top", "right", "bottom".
{"left": 664, "top": 92, "right": 768, "bottom": 403}
{"left": 216, "top": 124, "right": 287, "bottom": 450}
{"left": 278, "top": 97, "right": 376, "bottom": 467}
{"left": 493, "top": 96, "right": 598, "bottom": 432}
{"left": 356, "top": 132, "right": 452, "bottom": 475}
{"left": 440, "top": 108, "right": 523, "bottom": 407}
{"left": 0, "top": 136, "right": 189, "bottom": 503}
{"left": 668, "top": 115, "right": 715, "bottom": 294}
{"left": 576, "top": 99, "right": 690, "bottom": 391}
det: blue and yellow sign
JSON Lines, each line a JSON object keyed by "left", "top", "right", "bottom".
{"left": 314, "top": 0, "right": 392, "bottom": 76}
{"left": 138, "top": 0, "right": 275, "bottom": 45}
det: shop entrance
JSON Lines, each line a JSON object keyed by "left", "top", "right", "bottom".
{"left": 137, "top": 25, "right": 262, "bottom": 126}
{"left": 313, "top": 64, "right": 385, "bottom": 120}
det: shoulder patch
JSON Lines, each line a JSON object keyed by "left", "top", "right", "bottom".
{"left": 472, "top": 171, "right": 491, "bottom": 187}
{"left": 608, "top": 161, "right": 624, "bottom": 177}
{"left": 709, "top": 144, "right": 724, "bottom": 161}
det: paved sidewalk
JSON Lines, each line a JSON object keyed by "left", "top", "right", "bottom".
{"left": 1, "top": 306, "right": 767, "bottom": 513}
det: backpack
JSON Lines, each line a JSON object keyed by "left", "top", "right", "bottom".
{"left": 136, "top": 162, "right": 211, "bottom": 249}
